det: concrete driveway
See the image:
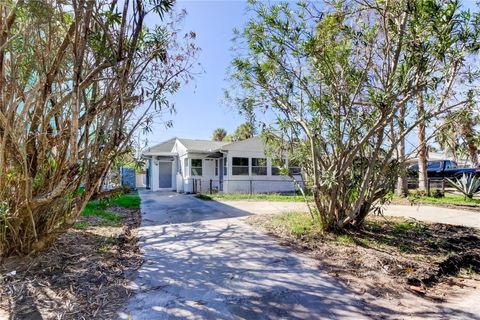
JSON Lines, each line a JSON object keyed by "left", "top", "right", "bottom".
{"left": 119, "top": 191, "right": 370, "bottom": 319}
{"left": 119, "top": 191, "right": 479, "bottom": 320}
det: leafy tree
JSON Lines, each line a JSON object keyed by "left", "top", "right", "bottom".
{"left": 212, "top": 128, "right": 228, "bottom": 141}
{"left": 0, "top": 0, "right": 198, "bottom": 255}
{"left": 228, "top": 0, "right": 477, "bottom": 231}
{"left": 435, "top": 107, "right": 480, "bottom": 166}
{"left": 232, "top": 122, "right": 255, "bottom": 141}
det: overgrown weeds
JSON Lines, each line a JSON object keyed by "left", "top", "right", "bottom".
{"left": 249, "top": 212, "right": 480, "bottom": 296}
{"left": 0, "top": 193, "right": 142, "bottom": 319}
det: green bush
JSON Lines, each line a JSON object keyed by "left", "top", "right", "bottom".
{"left": 431, "top": 189, "right": 445, "bottom": 198}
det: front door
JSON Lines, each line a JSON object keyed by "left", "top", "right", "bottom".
{"left": 158, "top": 162, "right": 172, "bottom": 188}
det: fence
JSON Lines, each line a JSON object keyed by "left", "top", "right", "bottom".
{"left": 407, "top": 177, "right": 460, "bottom": 196}
{"left": 189, "top": 178, "right": 303, "bottom": 195}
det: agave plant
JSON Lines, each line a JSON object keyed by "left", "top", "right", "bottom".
{"left": 447, "top": 173, "right": 480, "bottom": 199}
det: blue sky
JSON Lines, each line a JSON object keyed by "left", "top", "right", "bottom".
{"left": 145, "top": 0, "right": 250, "bottom": 145}
{"left": 145, "top": 0, "right": 479, "bottom": 148}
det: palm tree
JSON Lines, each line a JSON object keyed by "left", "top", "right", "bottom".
{"left": 232, "top": 122, "right": 254, "bottom": 141}
{"left": 212, "top": 128, "right": 227, "bottom": 141}
{"left": 435, "top": 108, "right": 479, "bottom": 167}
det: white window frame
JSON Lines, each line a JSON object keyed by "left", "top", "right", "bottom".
{"left": 191, "top": 159, "right": 203, "bottom": 176}
{"left": 251, "top": 158, "right": 267, "bottom": 176}
{"left": 271, "top": 158, "right": 286, "bottom": 176}
{"left": 232, "top": 157, "right": 249, "bottom": 176}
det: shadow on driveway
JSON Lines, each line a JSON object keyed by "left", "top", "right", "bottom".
{"left": 119, "top": 191, "right": 479, "bottom": 320}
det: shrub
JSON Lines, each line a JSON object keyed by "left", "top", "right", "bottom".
{"left": 431, "top": 189, "right": 445, "bottom": 198}
{"left": 447, "top": 174, "right": 480, "bottom": 199}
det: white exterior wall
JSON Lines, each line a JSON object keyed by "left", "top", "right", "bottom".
{"left": 174, "top": 141, "right": 189, "bottom": 192}
{"left": 145, "top": 136, "right": 302, "bottom": 194}
{"left": 150, "top": 157, "right": 176, "bottom": 191}
{"left": 136, "top": 173, "right": 146, "bottom": 188}
{"left": 176, "top": 173, "right": 184, "bottom": 193}
{"left": 151, "top": 160, "right": 159, "bottom": 190}
{"left": 181, "top": 153, "right": 216, "bottom": 193}
{"left": 223, "top": 149, "right": 300, "bottom": 194}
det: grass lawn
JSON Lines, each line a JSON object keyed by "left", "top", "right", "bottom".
{"left": 393, "top": 193, "right": 480, "bottom": 207}
{"left": 79, "top": 192, "right": 141, "bottom": 227}
{"left": 112, "top": 193, "right": 141, "bottom": 209}
{"left": 249, "top": 211, "right": 480, "bottom": 295}
{"left": 196, "top": 193, "right": 312, "bottom": 202}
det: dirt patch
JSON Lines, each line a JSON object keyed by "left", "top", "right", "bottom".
{"left": 0, "top": 205, "right": 142, "bottom": 319}
{"left": 248, "top": 214, "right": 480, "bottom": 301}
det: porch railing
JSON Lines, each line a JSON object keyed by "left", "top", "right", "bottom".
{"left": 189, "top": 178, "right": 303, "bottom": 195}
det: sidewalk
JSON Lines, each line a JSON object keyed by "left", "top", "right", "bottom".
{"left": 214, "top": 200, "right": 480, "bottom": 229}
{"left": 383, "top": 205, "right": 479, "bottom": 228}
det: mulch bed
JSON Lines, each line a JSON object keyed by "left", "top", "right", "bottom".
{"left": 0, "top": 206, "right": 142, "bottom": 319}
{"left": 249, "top": 215, "right": 480, "bottom": 300}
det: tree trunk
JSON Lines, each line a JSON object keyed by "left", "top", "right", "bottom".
{"left": 396, "top": 105, "right": 408, "bottom": 197}
{"left": 396, "top": 139, "right": 408, "bottom": 196}
{"left": 417, "top": 91, "right": 428, "bottom": 192}
{"left": 467, "top": 142, "right": 479, "bottom": 167}
{"left": 462, "top": 124, "right": 479, "bottom": 167}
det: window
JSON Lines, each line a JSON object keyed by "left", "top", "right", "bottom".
{"left": 252, "top": 158, "right": 267, "bottom": 175}
{"left": 223, "top": 157, "right": 228, "bottom": 176}
{"left": 232, "top": 157, "right": 249, "bottom": 175}
{"left": 288, "top": 159, "right": 302, "bottom": 175}
{"left": 427, "top": 161, "right": 442, "bottom": 171}
{"left": 191, "top": 159, "right": 202, "bottom": 176}
{"left": 184, "top": 158, "right": 188, "bottom": 176}
{"left": 445, "top": 161, "right": 457, "bottom": 169}
{"left": 408, "top": 164, "right": 419, "bottom": 171}
{"left": 215, "top": 159, "right": 219, "bottom": 176}
{"left": 271, "top": 158, "right": 285, "bottom": 176}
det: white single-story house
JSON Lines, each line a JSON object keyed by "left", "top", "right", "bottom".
{"left": 142, "top": 136, "right": 302, "bottom": 194}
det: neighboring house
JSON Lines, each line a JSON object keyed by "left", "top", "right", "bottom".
{"left": 405, "top": 151, "right": 473, "bottom": 167}
{"left": 142, "top": 137, "right": 302, "bottom": 194}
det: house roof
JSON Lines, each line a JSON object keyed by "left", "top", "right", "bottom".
{"left": 143, "top": 138, "right": 177, "bottom": 156}
{"left": 219, "top": 136, "right": 264, "bottom": 152}
{"left": 177, "top": 138, "right": 228, "bottom": 153}
{"left": 142, "top": 136, "right": 265, "bottom": 157}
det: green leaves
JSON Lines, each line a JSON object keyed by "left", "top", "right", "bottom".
{"left": 447, "top": 174, "right": 480, "bottom": 199}
{"left": 102, "top": 10, "right": 121, "bottom": 25}
{"left": 227, "top": 0, "right": 476, "bottom": 231}
{"left": 148, "top": 0, "right": 175, "bottom": 18}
